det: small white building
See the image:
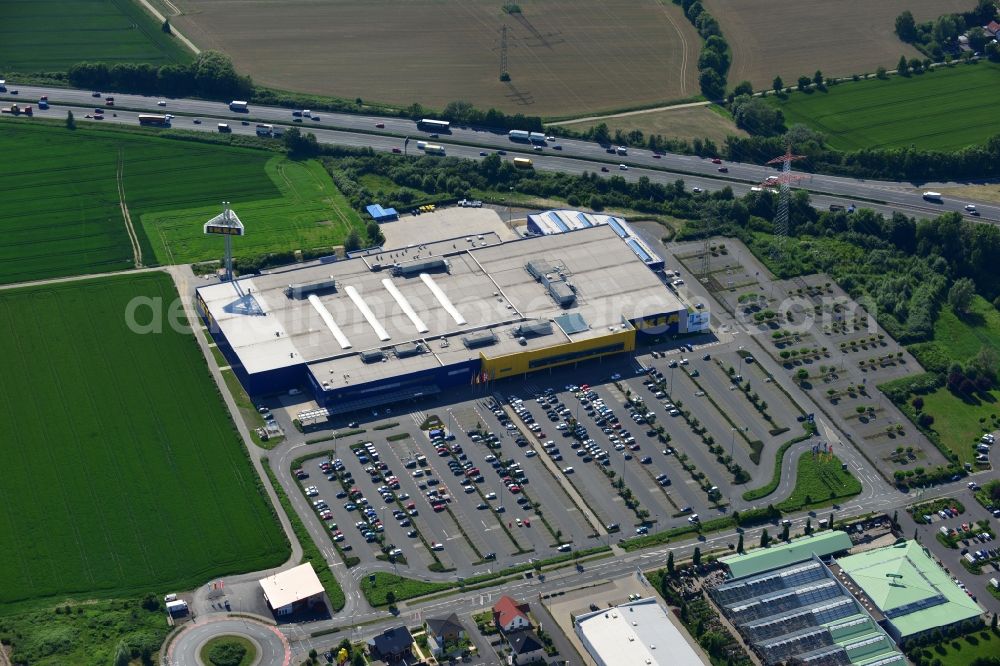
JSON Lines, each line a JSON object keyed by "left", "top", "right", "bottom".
{"left": 575, "top": 598, "right": 708, "bottom": 666}
{"left": 259, "top": 563, "right": 326, "bottom": 616}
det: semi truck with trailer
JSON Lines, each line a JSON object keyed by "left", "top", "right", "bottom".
{"left": 256, "top": 124, "right": 274, "bottom": 136}
{"left": 138, "top": 114, "right": 169, "bottom": 126}
{"left": 424, "top": 144, "right": 446, "bottom": 155}
{"left": 513, "top": 157, "right": 533, "bottom": 168}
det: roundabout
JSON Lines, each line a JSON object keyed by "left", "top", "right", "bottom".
{"left": 166, "top": 617, "right": 290, "bottom": 666}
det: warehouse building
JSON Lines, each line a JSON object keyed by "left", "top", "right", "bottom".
{"left": 575, "top": 597, "right": 708, "bottom": 666}
{"left": 525, "top": 209, "right": 664, "bottom": 271}
{"left": 710, "top": 533, "right": 905, "bottom": 666}
{"left": 197, "top": 224, "right": 692, "bottom": 410}
{"left": 833, "top": 540, "right": 982, "bottom": 643}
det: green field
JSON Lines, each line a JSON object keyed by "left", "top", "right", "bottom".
{"left": 920, "top": 386, "right": 1000, "bottom": 467}
{"left": 768, "top": 63, "right": 1000, "bottom": 151}
{"left": 0, "top": 0, "right": 191, "bottom": 71}
{"left": 142, "top": 156, "right": 364, "bottom": 265}
{"left": 777, "top": 453, "right": 862, "bottom": 512}
{"left": 926, "top": 629, "right": 1000, "bottom": 666}
{"left": 0, "top": 121, "right": 364, "bottom": 284}
{"left": 929, "top": 296, "right": 1000, "bottom": 363}
{"left": 0, "top": 273, "right": 289, "bottom": 610}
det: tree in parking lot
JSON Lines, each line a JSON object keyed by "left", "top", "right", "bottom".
{"left": 667, "top": 551, "right": 675, "bottom": 576}
{"left": 805, "top": 518, "right": 813, "bottom": 535}
{"left": 65, "top": 110, "right": 75, "bottom": 129}
{"left": 736, "top": 534, "right": 744, "bottom": 554}
{"left": 760, "top": 529, "right": 770, "bottom": 547}
{"left": 693, "top": 547, "right": 702, "bottom": 567}
{"left": 781, "top": 523, "right": 790, "bottom": 541}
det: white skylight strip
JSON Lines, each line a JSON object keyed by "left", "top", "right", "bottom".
{"left": 382, "top": 278, "right": 428, "bottom": 333}
{"left": 308, "top": 294, "right": 351, "bottom": 349}
{"left": 420, "top": 273, "right": 466, "bottom": 325}
{"left": 345, "top": 285, "right": 390, "bottom": 341}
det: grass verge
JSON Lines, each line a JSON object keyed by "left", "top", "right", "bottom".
{"left": 742, "top": 431, "right": 814, "bottom": 501}
{"left": 776, "top": 453, "right": 861, "bottom": 513}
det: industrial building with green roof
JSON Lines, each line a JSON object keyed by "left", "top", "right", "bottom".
{"left": 834, "top": 540, "right": 983, "bottom": 642}
{"left": 721, "top": 531, "right": 854, "bottom": 579}
{"left": 710, "top": 551, "right": 905, "bottom": 666}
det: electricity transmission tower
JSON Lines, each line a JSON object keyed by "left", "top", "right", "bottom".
{"left": 499, "top": 25, "right": 510, "bottom": 81}
{"left": 763, "top": 147, "right": 806, "bottom": 255}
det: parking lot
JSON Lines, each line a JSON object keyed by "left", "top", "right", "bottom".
{"left": 286, "top": 322, "right": 825, "bottom": 576}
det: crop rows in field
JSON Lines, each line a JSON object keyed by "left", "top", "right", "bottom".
{"left": 0, "top": 0, "right": 191, "bottom": 71}
{"left": 769, "top": 63, "right": 1000, "bottom": 151}
{"left": 0, "top": 122, "right": 363, "bottom": 283}
{"left": 0, "top": 273, "right": 288, "bottom": 608}
{"left": 703, "top": 0, "right": 971, "bottom": 91}
{"left": 171, "top": 0, "right": 700, "bottom": 117}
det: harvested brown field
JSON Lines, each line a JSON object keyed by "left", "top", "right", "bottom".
{"left": 701, "top": 0, "right": 973, "bottom": 89}
{"left": 169, "top": 0, "right": 700, "bottom": 117}
{"left": 562, "top": 104, "right": 745, "bottom": 145}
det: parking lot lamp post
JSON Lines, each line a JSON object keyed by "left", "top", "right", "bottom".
{"left": 737, "top": 346, "right": 745, "bottom": 381}
{"left": 731, "top": 427, "right": 737, "bottom": 458}
{"left": 669, "top": 365, "right": 675, "bottom": 394}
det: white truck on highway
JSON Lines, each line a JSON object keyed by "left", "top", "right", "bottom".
{"left": 229, "top": 100, "right": 249, "bottom": 112}
{"left": 922, "top": 191, "right": 942, "bottom": 202}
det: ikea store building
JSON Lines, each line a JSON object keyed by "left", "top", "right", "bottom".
{"left": 196, "top": 224, "right": 706, "bottom": 414}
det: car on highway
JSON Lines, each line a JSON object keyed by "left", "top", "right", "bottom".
{"left": 652, "top": 153, "right": 662, "bottom": 158}
{"left": 479, "top": 151, "right": 487, "bottom": 156}
{"left": 711, "top": 158, "right": 722, "bottom": 164}
{"left": 600, "top": 166, "right": 609, "bottom": 172}
{"left": 619, "top": 164, "right": 628, "bottom": 170}
{"left": 692, "top": 187, "right": 703, "bottom": 193}
{"left": 157, "top": 100, "right": 166, "bottom": 106}
{"left": 430, "top": 542, "right": 444, "bottom": 551}
{"left": 392, "top": 147, "right": 401, "bottom": 153}
{"left": 375, "top": 122, "right": 384, "bottom": 128}
{"left": 92, "top": 91, "right": 101, "bottom": 97}
{"left": 718, "top": 166, "right": 729, "bottom": 173}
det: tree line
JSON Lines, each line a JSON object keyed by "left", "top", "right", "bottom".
{"left": 673, "top": 0, "right": 731, "bottom": 99}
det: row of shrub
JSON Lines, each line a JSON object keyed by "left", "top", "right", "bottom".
{"left": 674, "top": 0, "right": 730, "bottom": 99}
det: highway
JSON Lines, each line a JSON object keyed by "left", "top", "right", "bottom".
{"left": 4, "top": 83, "right": 999, "bottom": 224}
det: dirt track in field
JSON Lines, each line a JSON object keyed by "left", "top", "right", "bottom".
{"left": 170, "top": 0, "right": 700, "bottom": 117}
{"left": 702, "top": 0, "right": 973, "bottom": 89}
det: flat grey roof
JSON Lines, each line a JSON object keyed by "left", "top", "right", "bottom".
{"left": 198, "top": 224, "right": 683, "bottom": 380}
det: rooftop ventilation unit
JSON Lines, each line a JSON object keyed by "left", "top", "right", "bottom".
{"left": 394, "top": 342, "right": 424, "bottom": 358}
{"left": 360, "top": 349, "right": 385, "bottom": 364}
{"left": 462, "top": 330, "right": 497, "bottom": 349}
{"left": 285, "top": 278, "right": 336, "bottom": 299}
{"left": 392, "top": 257, "right": 447, "bottom": 277}
{"left": 513, "top": 320, "right": 553, "bottom": 338}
